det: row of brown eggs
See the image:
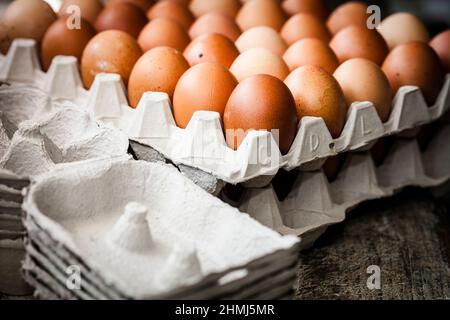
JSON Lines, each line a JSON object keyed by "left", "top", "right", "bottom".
{"left": 1, "top": 0, "right": 449, "bottom": 157}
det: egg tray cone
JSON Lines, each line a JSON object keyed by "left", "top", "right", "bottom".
{"left": 1, "top": 39, "right": 449, "bottom": 188}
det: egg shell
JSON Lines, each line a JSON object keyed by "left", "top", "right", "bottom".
{"left": 382, "top": 42, "right": 444, "bottom": 105}
{"left": 107, "top": 0, "right": 155, "bottom": 12}
{"left": 41, "top": 17, "right": 96, "bottom": 71}
{"left": 322, "top": 154, "right": 345, "bottom": 182}
{"left": 128, "top": 46, "right": 189, "bottom": 107}
{"left": 230, "top": 47, "right": 289, "bottom": 81}
{"left": 95, "top": 2, "right": 148, "bottom": 38}
{"left": 173, "top": 62, "right": 238, "bottom": 128}
{"left": 334, "top": 58, "right": 392, "bottom": 122}
{"left": 189, "top": 12, "right": 242, "bottom": 41}
{"left": 0, "top": 0, "right": 57, "bottom": 54}
{"left": 282, "top": 0, "right": 328, "bottom": 20}
{"left": 147, "top": 0, "right": 195, "bottom": 29}
{"left": 138, "top": 18, "right": 190, "bottom": 52}
{"left": 236, "top": 0, "right": 287, "bottom": 32}
{"left": 223, "top": 74, "right": 298, "bottom": 154}
{"left": 81, "top": 30, "right": 143, "bottom": 88}
{"left": 330, "top": 25, "right": 388, "bottom": 65}
{"left": 58, "top": 0, "right": 104, "bottom": 26}
{"left": 284, "top": 65, "right": 347, "bottom": 138}
{"left": 379, "top": 12, "right": 429, "bottom": 50}
{"left": 236, "top": 26, "right": 287, "bottom": 56}
{"left": 326, "top": 1, "right": 368, "bottom": 35}
{"left": 281, "top": 13, "right": 331, "bottom": 45}
{"left": 189, "top": 0, "right": 241, "bottom": 18}
{"left": 430, "top": 29, "right": 450, "bottom": 73}
{"left": 283, "top": 38, "right": 338, "bottom": 73}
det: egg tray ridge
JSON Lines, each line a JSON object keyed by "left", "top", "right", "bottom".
{"left": 1, "top": 39, "right": 449, "bottom": 188}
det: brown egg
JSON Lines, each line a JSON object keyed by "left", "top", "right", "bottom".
{"left": 330, "top": 25, "right": 388, "bottom": 65}
{"left": 282, "top": 0, "right": 328, "bottom": 21}
{"left": 183, "top": 33, "right": 239, "bottom": 68}
{"left": 371, "top": 137, "right": 393, "bottom": 166}
{"left": 173, "top": 62, "right": 238, "bottom": 128}
{"left": 230, "top": 48, "right": 289, "bottom": 81}
{"left": 189, "top": 12, "right": 241, "bottom": 41}
{"left": 146, "top": 0, "right": 195, "bottom": 29}
{"left": 138, "top": 18, "right": 190, "bottom": 52}
{"left": 326, "top": 1, "right": 368, "bottom": 35}
{"left": 128, "top": 46, "right": 189, "bottom": 107}
{"left": 0, "top": 0, "right": 57, "bottom": 54}
{"left": 334, "top": 58, "right": 392, "bottom": 122}
{"left": 41, "top": 17, "right": 96, "bottom": 71}
{"left": 81, "top": 30, "right": 143, "bottom": 88}
{"left": 379, "top": 13, "right": 429, "bottom": 50}
{"left": 224, "top": 74, "right": 298, "bottom": 154}
{"left": 323, "top": 155, "right": 345, "bottom": 182}
{"left": 281, "top": 13, "right": 330, "bottom": 45}
{"left": 236, "top": 26, "right": 287, "bottom": 56}
{"left": 59, "top": 0, "right": 103, "bottom": 26}
{"left": 430, "top": 30, "right": 450, "bottom": 73}
{"left": 95, "top": 2, "right": 148, "bottom": 38}
{"left": 107, "top": 0, "right": 154, "bottom": 12}
{"left": 189, "top": 0, "right": 241, "bottom": 18}
{"left": 382, "top": 42, "right": 444, "bottom": 105}
{"left": 283, "top": 38, "right": 338, "bottom": 73}
{"left": 284, "top": 65, "right": 346, "bottom": 138}
{"left": 236, "top": 0, "right": 287, "bottom": 32}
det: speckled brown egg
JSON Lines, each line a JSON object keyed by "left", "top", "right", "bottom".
{"left": 107, "top": 0, "right": 154, "bottom": 12}
{"left": 281, "top": 13, "right": 331, "bottom": 45}
{"left": 189, "top": 0, "right": 241, "bottom": 18}
{"left": 183, "top": 33, "right": 239, "bottom": 68}
{"left": 379, "top": 13, "right": 429, "bottom": 50}
{"left": 147, "top": 0, "right": 194, "bottom": 29}
{"left": 128, "top": 46, "right": 189, "bottom": 107}
{"left": 236, "top": 0, "right": 287, "bottom": 32}
{"left": 41, "top": 17, "right": 96, "bottom": 71}
{"left": 334, "top": 58, "right": 393, "bottom": 122}
{"left": 326, "top": 1, "right": 368, "bottom": 35}
{"left": 330, "top": 25, "right": 388, "bottom": 65}
{"left": 223, "top": 74, "right": 298, "bottom": 154}
{"left": 283, "top": 38, "right": 338, "bottom": 73}
{"left": 430, "top": 30, "right": 450, "bottom": 73}
{"left": 284, "top": 65, "right": 347, "bottom": 138}
{"left": 0, "top": 0, "right": 57, "bottom": 54}
{"left": 59, "top": 0, "right": 103, "bottom": 26}
{"left": 173, "top": 62, "right": 238, "bottom": 128}
{"left": 95, "top": 2, "right": 148, "bottom": 38}
{"left": 81, "top": 30, "right": 143, "bottom": 88}
{"left": 382, "top": 42, "right": 444, "bottom": 105}
{"left": 236, "top": 26, "right": 287, "bottom": 56}
{"left": 138, "top": 18, "right": 190, "bottom": 52}
{"left": 282, "top": 0, "right": 328, "bottom": 21}
{"left": 189, "top": 12, "right": 242, "bottom": 41}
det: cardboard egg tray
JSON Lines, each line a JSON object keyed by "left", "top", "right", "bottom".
{"left": 21, "top": 158, "right": 300, "bottom": 300}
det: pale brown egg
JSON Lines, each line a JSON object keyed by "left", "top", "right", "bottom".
{"left": 282, "top": 0, "right": 328, "bottom": 21}
{"left": 283, "top": 38, "right": 338, "bottom": 75}
{"left": 379, "top": 13, "right": 429, "bottom": 50}
{"left": 59, "top": 0, "right": 103, "bottom": 26}
{"left": 329, "top": 25, "right": 388, "bottom": 65}
{"left": 189, "top": 0, "right": 241, "bottom": 18}
{"left": 223, "top": 74, "right": 298, "bottom": 154}
{"left": 107, "top": 0, "right": 154, "bottom": 12}
{"left": 236, "top": 26, "right": 287, "bottom": 56}
{"left": 183, "top": 33, "right": 239, "bottom": 68}
{"left": 281, "top": 13, "right": 330, "bottom": 45}
{"left": 138, "top": 18, "right": 190, "bottom": 52}
{"left": 326, "top": 1, "right": 368, "bottom": 35}
{"left": 81, "top": 30, "right": 143, "bottom": 88}
{"left": 128, "top": 46, "right": 189, "bottom": 107}
{"left": 95, "top": 2, "right": 148, "bottom": 38}
{"left": 189, "top": 12, "right": 242, "bottom": 41}
{"left": 284, "top": 65, "right": 346, "bottom": 138}
{"left": 230, "top": 47, "right": 289, "bottom": 81}
{"left": 236, "top": 0, "right": 287, "bottom": 32}
{"left": 173, "top": 62, "right": 238, "bottom": 128}
{"left": 146, "top": 0, "right": 195, "bottom": 29}
{"left": 0, "top": 0, "right": 57, "bottom": 54}
{"left": 334, "top": 58, "right": 392, "bottom": 122}
{"left": 41, "top": 17, "right": 96, "bottom": 71}
{"left": 430, "top": 30, "right": 450, "bottom": 73}
{"left": 382, "top": 42, "right": 444, "bottom": 105}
